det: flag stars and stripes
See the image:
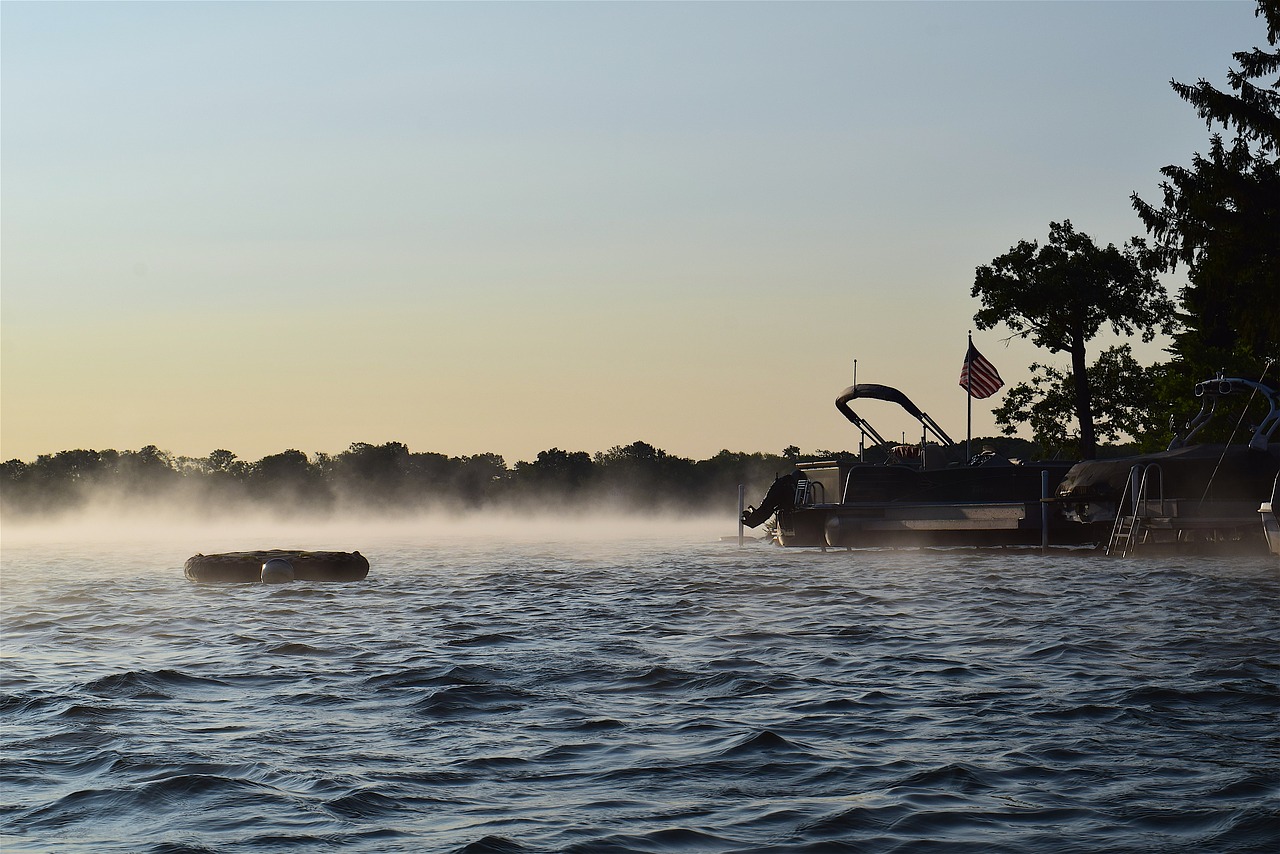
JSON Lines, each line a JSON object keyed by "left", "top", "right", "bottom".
{"left": 960, "top": 343, "right": 1004, "bottom": 399}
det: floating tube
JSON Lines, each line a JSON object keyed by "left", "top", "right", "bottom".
{"left": 184, "top": 550, "right": 369, "bottom": 583}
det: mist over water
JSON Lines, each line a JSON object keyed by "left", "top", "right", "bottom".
{"left": 0, "top": 508, "right": 727, "bottom": 551}
{"left": 2, "top": 519, "right": 1278, "bottom": 852}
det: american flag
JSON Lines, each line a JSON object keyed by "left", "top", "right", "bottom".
{"left": 959, "top": 342, "right": 1004, "bottom": 399}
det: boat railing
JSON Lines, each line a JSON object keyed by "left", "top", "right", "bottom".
{"left": 1137, "top": 463, "right": 1167, "bottom": 518}
{"left": 1106, "top": 463, "right": 1166, "bottom": 556}
{"left": 796, "top": 479, "right": 825, "bottom": 507}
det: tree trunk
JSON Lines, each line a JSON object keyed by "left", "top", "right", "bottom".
{"left": 1070, "top": 336, "right": 1096, "bottom": 459}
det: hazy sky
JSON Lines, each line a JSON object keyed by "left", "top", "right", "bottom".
{"left": 1, "top": 1, "right": 1265, "bottom": 466}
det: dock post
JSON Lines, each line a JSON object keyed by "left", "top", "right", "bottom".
{"left": 1041, "top": 469, "right": 1050, "bottom": 553}
{"left": 737, "top": 484, "right": 745, "bottom": 547}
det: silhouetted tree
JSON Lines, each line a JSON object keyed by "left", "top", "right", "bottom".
{"left": 251, "top": 449, "right": 312, "bottom": 482}
{"left": 1132, "top": 0, "right": 1280, "bottom": 369}
{"left": 406, "top": 451, "right": 460, "bottom": 502}
{"left": 452, "top": 454, "right": 508, "bottom": 507}
{"left": 176, "top": 448, "right": 248, "bottom": 506}
{"left": 206, "top": 449, "right": 246, "bottom": 477}
{"left": 105, "top": 445, "right": 181, "bottom": 499}
{"left": 972, "top": 220, "right": 1174, "bottom": 459}
{"left": 1, "top": 459, "right": 30, "bottom": 484}
{"left": 249, "top": 449, "right": 331, "bottom": 512}
{"left": 11, "top": 453, "right": 72, "bottom": 511}
{"left": 334, "top": 442, "right": 412, "bottom": 506}
{"left": 514, "top": 448, "right": 595, "bottom": 497}
{"left": 593, "top": 441, "right": 698, "bottom": 507}
{"left": 991, "top": 345, "right": 1167, "bottom": 457}
{"left": 41, "top": 449, "right": 110, "bottom": 485}
{"left": 691, "top": 450, "right": 792, "bottom": 511}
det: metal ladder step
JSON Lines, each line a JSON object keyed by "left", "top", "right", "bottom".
{"left": 1106, "top": 515, "right": 1148, "bottom": 556}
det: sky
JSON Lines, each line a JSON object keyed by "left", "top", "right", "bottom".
{"left": 1, "top": 1, "right": 1267, "bottom": 467}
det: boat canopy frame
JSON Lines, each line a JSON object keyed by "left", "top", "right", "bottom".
{"left": 835, "top": 384, "right": 957, "bottom": 449}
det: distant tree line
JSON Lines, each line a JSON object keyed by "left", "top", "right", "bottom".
{"left": 0, "top": 441, "right": 788, "bottom": 519}
{"left": 1, "top": 437, "right": 1059, "bottom": 520}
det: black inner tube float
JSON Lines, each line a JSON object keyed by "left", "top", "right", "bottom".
{"left": 184, "top": 550, "right": 369, "bottom": 583}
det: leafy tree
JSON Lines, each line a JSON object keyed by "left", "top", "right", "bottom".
{"left": 176, "top": 449, "right": 247, "bottom": 485}
{"left": 811, "top": 449, "right": 864, "bottom": 465}
{"left": 963, "top": 436, "right": 1045, "bottom": 462}
{"left": 206, "top": 449, "right": 245, "bottom": 476}
{"left": 180, "top": 448, "right": 248, "bottom": 505}
{"left": 972, "top": 220, "right": 1174, "bottom": 459}
{"left": 119, "top": 445, "right": 175, "bottom": 475}
{"left": 408, "top": 450, "right": 460, "bottom": 499}
{"left": 40, "top": 449, "right": 110, "bottom": 484}
{"left": 454, "top": 453, "right": 509, "bottom": 506}
{"left": 690, "top": 449, "right": 792, "bottom": 511}
{"left": 1, "top": 459, "right": 30, "bottom": 483}
{"left": 250, "top": 449, "right": 313, "bottom": 483}
{"left": 334, "top": 442, "right": 412, "bottom": 505}
{"left": 991, "top": 345, "right": 1168, "bottom": 457}
{"left": 594, "top": 440, "right": 662, "bottom": 467}
{"left": 593, "top": 441, "right": 697, "bottom": 507}
{"left": 1132, "top": 0, "right": 1280, "bottom": 369}
{"left": 5, "top": 450, "right": 110, "bottom": 512}
{"left": 514, "top": 448, "right": 595, "bottom": 495}
{"left": 248, "top": 449, "right": 332, "bottom": 512}
{"left": 114, "top": 445, "right": 181, "bottom": 496}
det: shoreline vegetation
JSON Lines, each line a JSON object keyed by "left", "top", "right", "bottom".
{"left": 2, "top": 438, "right": 1146, "bottom": 521}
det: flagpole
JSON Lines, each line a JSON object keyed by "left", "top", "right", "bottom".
{"left": 966, "top": 331, "right": 973, "bottom": 460}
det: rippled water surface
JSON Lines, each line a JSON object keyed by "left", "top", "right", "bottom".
{"left": 3, "top": 519, "right": 1279, "bottom": 852}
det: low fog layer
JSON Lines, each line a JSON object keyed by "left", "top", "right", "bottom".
{"left": 0, "top": 441, "right": 817, "bottom": 556}
{"left": 1, "top": 506, "right": 735, "bottom": 552}
{"left": 3, "top": 437, "right": 1046, "bottom": 525}
{"left": 1, "top": 441, "right": 806, "bottom": 526}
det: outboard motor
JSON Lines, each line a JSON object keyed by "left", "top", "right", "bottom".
{"left": 742, "top": 472, "right": 803, "bottom": 528}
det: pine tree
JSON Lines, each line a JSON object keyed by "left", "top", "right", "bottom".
{"left": 1132, "top": 0, "right": 1280, "bottom": 366}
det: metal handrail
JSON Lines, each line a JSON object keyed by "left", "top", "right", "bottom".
{"left": 1106, "top": 463, "right": 1166, "bottom": 556}
{"left": 1136, "top": 463, "right": 1166, "bottom": 517}
{"left": 795, "top": 479, "right": 825, "bottom": 507}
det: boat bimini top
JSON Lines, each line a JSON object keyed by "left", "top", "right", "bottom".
{"left": 835, "top": 384, "right": 957, "bottom": 449}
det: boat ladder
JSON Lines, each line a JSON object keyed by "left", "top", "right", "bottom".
{"left": 1106, "top": 463, "right": 1166, "bottom": 557}
{"left": 794, "top": 478, "right": 824, "bottom": 507}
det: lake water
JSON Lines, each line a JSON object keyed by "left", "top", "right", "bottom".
{"left": 2, "top": 516, "right": 1278, "bottom": 852}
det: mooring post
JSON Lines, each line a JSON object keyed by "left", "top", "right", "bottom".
{"left": 737, "top": 484, "right": 745, "bottom": 547}
{"left": 1041, "top": 469, "right": 1050, "bottom": 554}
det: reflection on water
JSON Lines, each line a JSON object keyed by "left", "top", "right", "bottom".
{"left": 2, "top": 521, "right": 1278, "bottom": 852}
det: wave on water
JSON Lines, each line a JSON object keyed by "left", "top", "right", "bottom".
{"left": 2, "top": 536, "right": 1278, "bottom": 852}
